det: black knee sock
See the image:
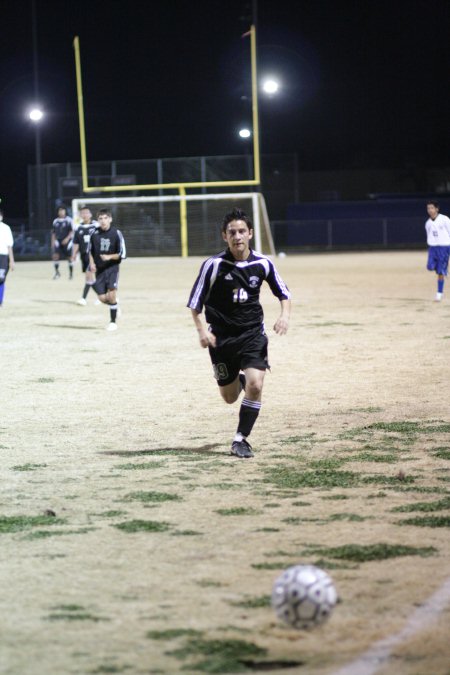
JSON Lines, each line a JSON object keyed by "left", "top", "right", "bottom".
{"left": 109, "top": 303, "right": 118, "bottom": 323}
{"left": 237, "top": 398, "right": 261, "bottom": 437}
{"left": 82, "top": 283, "right": 91, "bottom": 299}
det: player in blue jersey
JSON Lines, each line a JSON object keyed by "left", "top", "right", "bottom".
{"left": 89, "top": 209, "right": 126, "bottom": 331}
{"left": 72, "top": 206, "right": 98, "bottom": 305}
{"left": 425, "top": 200, "right": 450, "bottom": 302}
{"left": 51, "top": 206, "right": 74, "bottom": 279}
{"left": 188, "top": 208, "right": 291, "bottom": 458}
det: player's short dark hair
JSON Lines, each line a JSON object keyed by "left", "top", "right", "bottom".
{"left": 427, "top": 200, "right": 439, "bottom": 209}
{"left": 97, "top": 208, "right": 112, "bottom": 218}
{"left": 222, "top": 207, "right": 253, "bottom": 233}
{"left": 80, "top": 205, "right": 92, "bottom": 211}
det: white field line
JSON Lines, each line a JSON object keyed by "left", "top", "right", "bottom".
{"left": 331, "top": 576, "right": 450, "bottom": 675}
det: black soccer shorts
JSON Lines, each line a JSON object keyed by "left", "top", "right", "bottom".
{"left": 53, "top": 241, "right": 73, "bottom": 260}
{"left": 94, "top": 265, "right": 120, "bottom": 295}
{"left": 208, "top": 325, "right": 269, "bottom": 386}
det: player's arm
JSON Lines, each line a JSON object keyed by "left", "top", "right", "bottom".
{"left": 99, "top": 252, "right": 121, "bottom": 262}
{"left": 8, "top": 245, "right": 15, "bottom": 271}
{"left": 71, "top": 242, "right": 80, "bottom": 261}
{"left": 190, "top": 309, "right": 216, "bottom": 348}
{"left": 274, "top": 298, "right": 291, "bottom": 335}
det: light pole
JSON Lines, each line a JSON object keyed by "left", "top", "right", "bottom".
{"left": 28, "top": 106, "right": 44, "bottom": 227}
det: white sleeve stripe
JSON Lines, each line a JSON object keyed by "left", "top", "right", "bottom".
{"left": 273, "top": 266, "right": 291, "bottom": 298}
{"left": 189, "top": 257, "right": 215, "bottom": 309}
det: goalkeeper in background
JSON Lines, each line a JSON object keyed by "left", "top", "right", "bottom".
{"left": 51, "top": 205, "right": 74, "bottom": 280}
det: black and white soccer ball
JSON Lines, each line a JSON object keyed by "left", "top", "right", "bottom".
{"left": 271, "top": 564, "right": 337, "bottom": 629}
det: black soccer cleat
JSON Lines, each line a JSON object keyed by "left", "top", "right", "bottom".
{"left": 231, "top": 439, "right": 254, "bottom": 458}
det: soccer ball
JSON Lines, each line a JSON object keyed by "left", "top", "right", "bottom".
{"left": 271, "top": 564, "right": 337, "bottom": 629}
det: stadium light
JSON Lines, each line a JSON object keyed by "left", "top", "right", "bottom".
{"left": 239, "top": 128, "right": 252, "bottom": 139}
{"left": 29, "top": 107, "right": 44, "bottom": 122}
{"left": 261, "top": 77, "right": 280, "bottom": 95}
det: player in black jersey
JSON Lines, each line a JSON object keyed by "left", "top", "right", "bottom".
{"left": 89, "top": 208, "right": 126, "bottom": 331}
{"left": 51, "top": 206, "right": 74, "bottom": 279}
{"left": 72, "top": 207, "right": 98, "bottom": 305}
{"left": 188, "top": 208, "right": 291, "bottom": 458}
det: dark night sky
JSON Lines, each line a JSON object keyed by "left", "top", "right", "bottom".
{"left": 1, "top": 0, "right": 449, "bottom": 218}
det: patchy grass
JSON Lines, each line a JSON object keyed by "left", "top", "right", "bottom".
{"left": 432, "top": 448, "right": 450, "bottom": 460}
{"left": 0, "top": 515, "right": 66, "bottom": 533}
{"left": 263, "top": 466, "right": 415, "bottom": 490}
{"left": 11, "top": 463, "right": 48, "bottom": 471}
{"left": 304, "top": 543, "right": 437, "bottom": 562}
{"left": 328, "top": 513, "right": 369, "bottom": 522}
{"left": 146, "top": 628, "right": 203, "bottom": 640}
{"left": 396, "top": 516, "right": 450, "bottom": 528}
{"left": 231, "top": 596, "right": 271, "bottom": 609}
{"left": 167, "top": 637, "right": 267, "bottom": 672}
{"left": 47, "top": 604, "right": 108, "bottom": 622}
{"left": 113, "top": 520, "right": 171, "bottom": 533}
{"left": 215, "top": 507, "right": 260, "bottom": 516}
{"left": 114, "top": 462, "right": 164, "bottom": 470}
{"left": 171, "top": 530, "right": 202, "bottom": 536}
{"left": 391, "top": 497, "right": 450, "bottom": 512}
{"left": 122, "top": 491, "right": 182, "bottom": 503}
{"left": 24, "top": 527, "right": 95, "bottom": 540}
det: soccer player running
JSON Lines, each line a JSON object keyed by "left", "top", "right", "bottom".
{"left": 0, "top": 209, "right": 15, "bottom": 307}
{"left": 72, "top": 206, "right": 98, "bottom": 305}
{"left": 425, "top": 200, "right": 450, "bottom": 302}
{"left": 51, "top": 206, "right": 74, "bottom": 279}
{"left": 89, "top": 208, "right": 126, "bottom": 331}
{"left": 188, "top": 207, "right": 291, "bottom": 458}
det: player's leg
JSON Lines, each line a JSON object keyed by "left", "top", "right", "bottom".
{"left": 434, "top": 247, "right": 449, "bottom": 302}
{"left": 0, "top": 256, "right": 7, "bottom": 305}
{"left": 77, "top": 261, "right": 94, "bottom": 305}
{"left": 52, "top": 250, "right": 61, "bottom": 279}
{"left": 231, "top": 329, "right": 269, "bottom": 458}
{"left": 105, "top": 287, "right": 118, "bottom": 330}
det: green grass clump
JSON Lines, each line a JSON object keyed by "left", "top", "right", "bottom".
{"left": 432, "top": 448, "right": 450, "bottom": 460}
{"left": 231, "top": 596, "right": 271, "bottom": 609}
{"left": 113, "top": 520, "right": 170, "bottom": 533}
{"left": 171, "top": 530, "right": 202, "bottom": 536}
{"left": 251, "top": 562, "right": 290, "bottom": 570}
{"left": 47, "top": 604, "right": 107, "bottom": 621}
{"left": 397, "top": 516, "right": 450, "bottom": 528}
{"left": 167, "top": 637, "right": 267, "bottom": 673}
{"left": 215, "top": 507, "right": 260, "bottom": 516}
{"left": 123, "top": 491, "right": 182, "bottom": 503}
{"left": 391, "top": 496, "right": 450, "bottom": 512}
{"left": 146, "top": 628, "right": 203, "bottom": 640}
{"left": 114, "top": 462, "right": 164, "bottom": 470}
{"left": 328, "top": 513, "right": 368, "bottom": 522}
{"left": 264, "top": 466, "right": 414, "bottom": 489}
{"left": 0, "top": 515, "right": 65, "bottom": 533}
{"left": 306, "top": 543, "right": 437, "bottom": 562}
{"left": 11, "top": 463, "right": 48, "bottom": 471}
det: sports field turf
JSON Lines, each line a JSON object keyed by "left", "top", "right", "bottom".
{"left": 1, "top": 251, "right": 449, "bottom": 674}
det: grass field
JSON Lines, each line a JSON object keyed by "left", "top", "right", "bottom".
{"left": 1, "top": 251, "right": 449, "bottom": 675}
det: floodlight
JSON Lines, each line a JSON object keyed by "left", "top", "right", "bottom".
{"left": 29, "top": 107, "right": 44, "bottom": 122}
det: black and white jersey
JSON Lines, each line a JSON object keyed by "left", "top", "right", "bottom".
{"left": 52, "top": 216, "right": 74, "bottom": 242}
{"left": 188, "top": 249, "right": 290, "bottom": 334}
{"left": 90, "top": 226, "right": 126, "bottom": 272}
{"left": 73, "top": 221, "right": 98, "bottom": 256}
